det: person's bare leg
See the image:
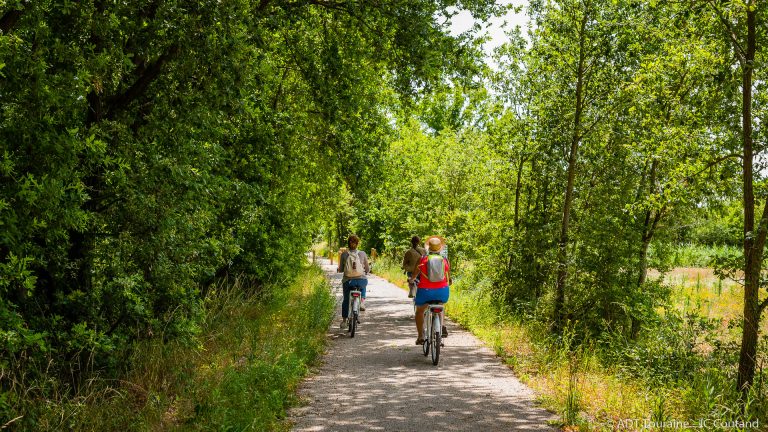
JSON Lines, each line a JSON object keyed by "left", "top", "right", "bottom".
{"left": 415, "top": 304, "right": 428, "bottom": 341}
{"left": 440, "top": 309, "right": 447, "bottom": 336}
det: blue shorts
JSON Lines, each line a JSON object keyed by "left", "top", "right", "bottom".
{"left": 414, "top": 287, "right": 449, "bottom": 306}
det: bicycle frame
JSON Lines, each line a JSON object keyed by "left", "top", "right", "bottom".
{"left": 348, "top": 289, "right": 362, "bottom": 337}
{"left": 421, "top": 302, "right": 444, "bottom": 365}
{"left": 350, "top": 289, "right": 361, "bottom": 315}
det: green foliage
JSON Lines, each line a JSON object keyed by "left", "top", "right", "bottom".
{"left": 181, "top": 267, "right": 335, "bottom": 431}
{"left": 361, "top": 0, "right": 768, "bottom": 418}
{"left": 687, "top": 207, "right": 743, "bottom": 248}
{"left": 0, "top": 0, "right": 500, "bottom": 426}
{"left": 658, "top": 244, "right": 742, "bottom": 268}
{"left": 0, "top": 264, "right": 335, "bottom": 431}
{"left": 5, "top": 0, "right": 768, "bottom": 425}
{"left": 376, "top": 256, "right": 768, "bottom": 428}
{"left": 361, "top": 0, "right": 764, "bottom": 342}
{"left": 605, "top": 310, "right": 720, "bottom": 383}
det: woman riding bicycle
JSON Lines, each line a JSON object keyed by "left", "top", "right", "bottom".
{"left": 412, "top": 236, "right": 449, "bottom": 345}
{"left": 337, "top": 235, "right": 370, "bottom": 329}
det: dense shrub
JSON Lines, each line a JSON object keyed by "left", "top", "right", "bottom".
{"left": 0, "top": 1, "right": 499, "bottom": 425}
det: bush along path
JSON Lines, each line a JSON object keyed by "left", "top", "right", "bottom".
{"left": 289, "top": 258, "right": 556, "bottom": 431}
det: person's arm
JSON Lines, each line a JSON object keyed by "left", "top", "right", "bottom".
{"left": 409, "top": 260, "right": 419, "bottom": 275}
{"left": 407, "top": 255, "right": 416, "bottom": 282}
{"left": 364, "top": 253, "right": 370, "bottom": 274}
{"left": 337, "top": 252, "right": 346, "bottom": 273}
{"left": 445, "top": 259, "right": 451, "bottom": 285}
{"left": 409, "top": 257, "right": 424, "bottom": 282}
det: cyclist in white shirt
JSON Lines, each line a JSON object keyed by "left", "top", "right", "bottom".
{"left": 337, "top": 235, "right": 370, "bottom": 328}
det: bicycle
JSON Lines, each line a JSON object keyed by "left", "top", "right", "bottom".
{"left": 421, "top": 300, "right": 444, "bottom": 365}
{"left": 348, "top": 288, "right": 362, "bottom": 337}
{"left": 407, "top": 276, "right": 419, "bottom": 317}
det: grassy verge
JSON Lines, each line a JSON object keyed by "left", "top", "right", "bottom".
{"left": 444, "top": 285, "right": 654, "bottom": 431}
{"left": 372, "top": 256, "right": 766, "bottom": 431}
{"left": 372, "top": 257, "right": 409, "bottom": 289}
{"left": 659, "top": 267, "right": 768, "bottom": 338}
{"left": 4, "top": 264, "right": 335, "bottom": 431}
{"left": 655, "top": 243, "right": 740, "bottom": 268}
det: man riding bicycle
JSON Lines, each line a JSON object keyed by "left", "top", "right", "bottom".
{"left": 337, "top": 235, "right": 370, "bottom": 329}
{"left": 401, "top": 235, "right": 426, "bottom": 298}
{"left": 411, "top": 236, "right": 450, "bottom": 345}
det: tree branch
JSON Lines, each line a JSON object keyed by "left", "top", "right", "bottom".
{"left": 272, "top": 67, "right": 290, "bottom": 111}
{"left": 684, "top": 152, "right": 742, "bottom": 181}
{"left": 577, "top": 110, "right": 605, "bottom": 141}
{"left": 753, "top": 193, "right": 768, "bottom": 253}
{"left": 106, "top": 44, "right": 179, "bottom": 119}
{"left": 0, "top": 9, "right": 22, "bottom": 33}
{"left": 759, "top": 297, "right": 768, "bottom": 315}
{"left": 706, "top": 0, "right": 747, "bottom": 63}
{"left": 649, "top": 203, "right": 667, "bottom": 235}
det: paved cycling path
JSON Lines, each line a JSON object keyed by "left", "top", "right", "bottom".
{"left": 289, "top": 258, "right": 557, "bottom": 431}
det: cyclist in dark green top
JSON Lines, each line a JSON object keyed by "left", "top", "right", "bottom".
{"left": 402, "top": 236, "right": 426, "bottom": 298}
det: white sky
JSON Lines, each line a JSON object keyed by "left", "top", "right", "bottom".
{"left": 446, "top": 0, "right": 530, "bottom": 59}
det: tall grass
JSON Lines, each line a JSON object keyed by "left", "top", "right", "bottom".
{"left": 1, "top": 264, "right": 335, "bottom": 431}
{"left": 370, "top": 256, "right": 409, "bottom": 289}
{"left": 656, "top": 244, "right": 741, "bottom": 268}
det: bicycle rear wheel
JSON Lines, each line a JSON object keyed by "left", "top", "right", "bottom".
{"left": 350, "top": 296, "right": 358, "bottom": 337}
{"left": 422, "top": 310, "right": 430, "bottom": 356}
{"left": 431, "top": 314, "right": 441, "bottom": 365}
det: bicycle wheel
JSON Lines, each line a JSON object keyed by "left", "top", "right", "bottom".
{"left": 349, "top": 296, "right": 358, "bottom": 337}
{"left": 431, "top": 314, "right": 441, "bottom": 365}
{"left": 350, "top": 311, "right": 358, "bottom": 337}
{"left": 422, "top": 310, "right": 429, "bottom": 356}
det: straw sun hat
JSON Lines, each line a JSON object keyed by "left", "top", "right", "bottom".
{"left": 426, "top": 236, "right": 444, "bottom": 252}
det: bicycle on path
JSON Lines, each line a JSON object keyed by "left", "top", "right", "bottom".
{"left": 421, "top": 300, "right": 444, "bottom": 365}
{"left": 410, "top": 280, "right": 418, "bottom": 318}
{"left": 347, "top": 288, "right": 362, "bottom": 337}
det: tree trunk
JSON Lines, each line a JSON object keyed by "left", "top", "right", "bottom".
{"left": 637, "top": 160, "right": 659, "bottom": 288}
{"left": 554, "top": 10, "right": 588, "bottom": 331}
{"left": 633, "top": 209, "right": 661, "bottom": 339}
{"left": 737, "top": 0, "right": 760, "bottom": 397}
{"left": 514, "top": 153, "right": 525, "bottom": 229}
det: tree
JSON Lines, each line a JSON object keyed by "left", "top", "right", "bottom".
{"left": 701, "top": 0, "right": 768, "bottom": 397}
{"left": 526, "top": 0, "right": 625, "bottom": 330}
{"left": 0, "top": 0, "right": 501, "bottom": 405}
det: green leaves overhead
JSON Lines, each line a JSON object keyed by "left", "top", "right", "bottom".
{"left": 360, "top": 0, "right": 765, "bottom": 347}
{"left": 0, "top": 0, "right": 498, "bottom": 405}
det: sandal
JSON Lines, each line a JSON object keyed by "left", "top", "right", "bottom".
{"left": 415, "top": 338, "right": 425, "bottom": 345}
